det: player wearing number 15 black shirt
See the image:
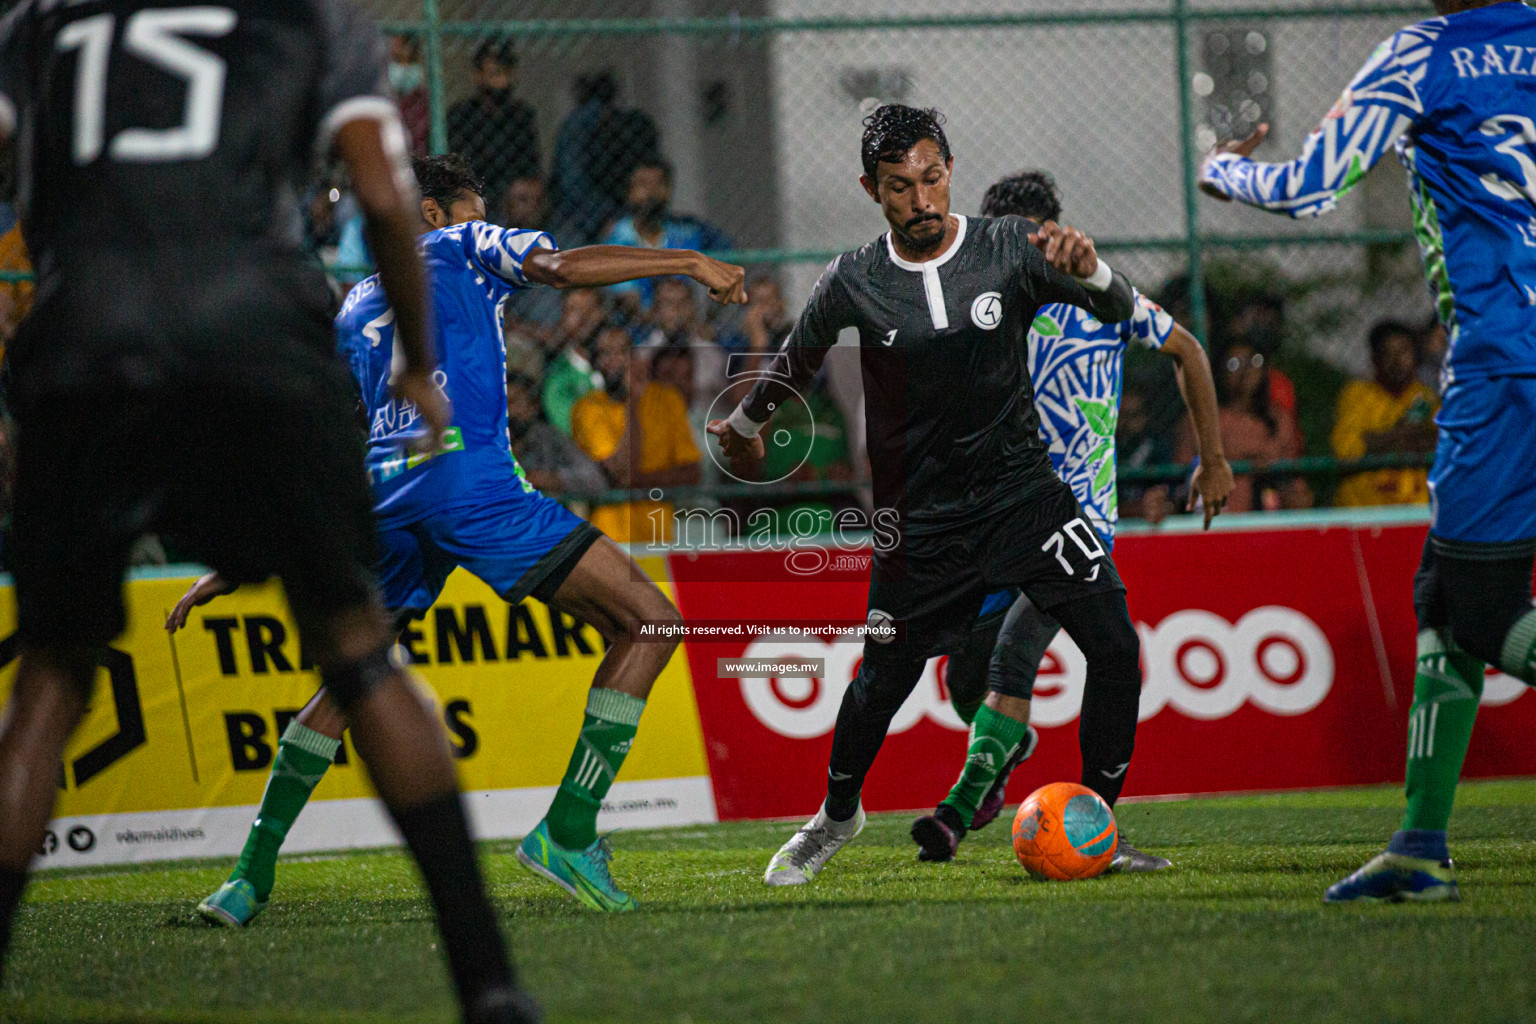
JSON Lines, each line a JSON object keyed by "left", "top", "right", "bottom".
{"left": 0, "top": 3, "right": 534, "bottom": 1020}
{"left": 709, "top": 105, "right": 1147, "bottom": 886}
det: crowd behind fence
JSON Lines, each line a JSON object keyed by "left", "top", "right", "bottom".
{"left": 0, "top": 0, "right": 1449, "bottom": 546}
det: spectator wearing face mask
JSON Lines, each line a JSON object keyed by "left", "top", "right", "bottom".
{"left": 571, "top": 327, "right": 702, "bottom": 543}
{"left": 448, "top": 41, "right": 539, "bottom": 207}
{"left": 387, "top": 34, "right": 429, "bottom": 156}
{"left": 506, "top": 372, "right": 606, "bottom": 498}
{"left": 601, "top": 157, "right": 731, "bottom": 314}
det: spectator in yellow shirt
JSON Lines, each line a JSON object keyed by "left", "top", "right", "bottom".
{"left": 1332, "top": 320, "right": 1439, "bottom": 507}
{"left": 572, "top": 326, "right": 702, "bottom": 542}
{"left": 0, "top": 223, "right": 33, "bottom": 356}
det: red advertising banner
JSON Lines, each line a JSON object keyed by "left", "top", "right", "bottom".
{"left": 668, "top": 519, "right": 1536, "bottom": 821}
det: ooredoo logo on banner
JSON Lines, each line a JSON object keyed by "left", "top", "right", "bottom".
{"left": 738, "top": 605, "right": 1335, "bottom": 741}
{"left": 670, "top": 521, "right": 1536, "bottom": 821}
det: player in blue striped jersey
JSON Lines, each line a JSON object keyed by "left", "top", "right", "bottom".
{"left": 1200, "top": 0, "right": 1536, "bottom": 902}
{"left": 171, "top": 156, "right": 744, "bottom": 922}
{"left": 910, "top": 171, "right": 1233, "bottom": 869}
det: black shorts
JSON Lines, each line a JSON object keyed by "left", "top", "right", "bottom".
{"left": 866, "top": 477, "right": 1124, "bottom": 659}
{"left": 9, "top": 359, "right": 379, "bottom": 649}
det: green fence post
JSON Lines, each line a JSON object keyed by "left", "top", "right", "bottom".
{"left": 424, "top": 0, "right": 447, "bottom": 155}
{"left": 1174, "top": 0, "right": 1210, "bottom": 344}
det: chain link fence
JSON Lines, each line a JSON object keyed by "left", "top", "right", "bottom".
{"left": 350, "top": 0, "right": 1442, "bottom": 522}
{"left": 0, "top": 0, "right": 1446, "bottom": 530}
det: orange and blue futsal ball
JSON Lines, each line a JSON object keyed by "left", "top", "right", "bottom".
{"left": 1011, "top": 782, "right": 1118, "bottom": 880}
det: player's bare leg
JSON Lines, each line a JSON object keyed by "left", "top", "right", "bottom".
{"left": 0, "top": 648, "right": 95, "bottom": 976}
{"left": 517, "top": 536, "right": 682, "bottom": 912}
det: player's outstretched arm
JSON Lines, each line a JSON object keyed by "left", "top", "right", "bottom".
{"left": 524, "top": 246, "right": 747, "bottom": 305}
{"left": 334, "top": 118, "right": 449, "bottom": 453}
{"left": 1028, "top": 221, "right": 1136, "bottom": 323}
{"left": 1159, "top": 325, "right": 1233, "bottom": 528}
{"left": 1198, "top": 26, "right": 1433, "bottom": 217}
{"left": 165, "top": 573, "right": 240, "bottom": 633}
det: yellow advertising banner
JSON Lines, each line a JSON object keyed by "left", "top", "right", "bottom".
{"left": 3, "top": 559, "right": 715, "bottom": 869}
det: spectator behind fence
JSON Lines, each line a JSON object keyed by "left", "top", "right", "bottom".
{"left": 1418, "top": 312, "right": 1449, "bottom": 393}
{"left": 758, "top": 369, "right": 854, "bottom": 524}
{"left": 601, "top": 158, "right": 731, "bottom": 314}
{"left": 1332, "top": 320, "right": 1439, "bottom": 508}
{"left": 637, "top": 277, "right": 727, "bottom": 411}
{"left": 648, "top": 341, "right": 724, "bottom": 500}
{"left": 572, "top": 327, "right": 702, "bottom": 543}
{"left": 1116, "top": 383, "right": 1180, "bottom": 525}
{"left": 506, "top": 372, "right": 607, "bottom": 498}
{"left": 502, "top": 176, "right": 585, "bottom": 343}
{"left": 449, "top": 41, "right": 539, "bottom": 207}
{"left": 1225, "top": 290, "right": 1303, "bottom": 450}
{"left": 551, "top": 71, "right": 660, "bottom": 242}
{"left": 387, "top": 34, "right": 429, "bottom": 156}
{"left": 721, "top": 274, "right": 794, "bottom": 371}
{"left": 0, "top": 220, "right": 32, "bottom": 334}
{"left": 1180, "top": 340, "right": 1309, "bottom": 512}
{"left": 542, "top": 289, "right": 608, "bottom": 435}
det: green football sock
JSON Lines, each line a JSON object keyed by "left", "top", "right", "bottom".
{"left": 1402, "top": 629, "right": 1485, "bottom": 833}
{"left": 940, "top": 704, "right": 1029, "bottom": 828}
{"left": 231, "top": 721, "right": 339, "bottom": 901}
{"left": 545, "top": 689, "right": 646, "bottom": 850}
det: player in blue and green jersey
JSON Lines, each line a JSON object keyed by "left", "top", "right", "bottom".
{"left": 910, "top": 171, "right": 1233, "bottom": 869}
{"left": 1200, "top": 0, "right": 1536, "bottom": 903}
{"left": 170, "top": 156, "right": 744, "bottom": 923}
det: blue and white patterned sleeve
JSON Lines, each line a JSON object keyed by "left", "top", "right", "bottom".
{"left": 465, "top": 221, "right": 557, "bottom": 289}
{"left": 1198, "top": 22, "right": 1442, "bottom": 219}
{"left": 1122, "top": 291, "right": 1175, "bottom": 350}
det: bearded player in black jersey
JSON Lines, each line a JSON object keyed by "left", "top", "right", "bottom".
{"left": 0, "top": 3, "right": 533, "bottom": 1021}
{"left": 710, "top": 105, "right": 1147, "bottom": 886}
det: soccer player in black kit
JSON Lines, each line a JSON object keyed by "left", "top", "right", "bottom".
{"left": 0, "top": 3, "right": 535, "bottom": 1021}
{"left": 710, "top": 105, "right": 1147, "bottom": 885}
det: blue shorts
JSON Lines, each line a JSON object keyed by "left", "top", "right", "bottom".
{"left": 377, "top": 487, "right": 600, "bottom": 615}
{"left": 1429, "top": 375, "right": 1536, "bottom": 544}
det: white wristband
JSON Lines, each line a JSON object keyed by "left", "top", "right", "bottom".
{"left": 1081, "top": 259, "right": 1114, "bottom": 292}
{"left": 726, "top": 404, "right": 768, "bottom": 438}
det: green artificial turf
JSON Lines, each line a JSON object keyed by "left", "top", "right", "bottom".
{"left": 4, "top": 780, "right": 1534, "bottom": 1023}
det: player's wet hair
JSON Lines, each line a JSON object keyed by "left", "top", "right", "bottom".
{"left": 413, "top": 154, "right": 485, "bottom": 211}
{"left": 981, "top": 170, "right": 1063, "bottom": 223}
{"left": 861, "top": 105, "right": 951, "bottom": 179}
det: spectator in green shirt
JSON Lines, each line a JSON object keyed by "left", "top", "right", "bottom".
{"left": 542, "top": 288, "right": 607, "bottom": 435}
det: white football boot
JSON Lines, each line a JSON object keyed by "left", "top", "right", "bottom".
{"left": 764, "top": 802, "right": 866, "bottom": 886}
